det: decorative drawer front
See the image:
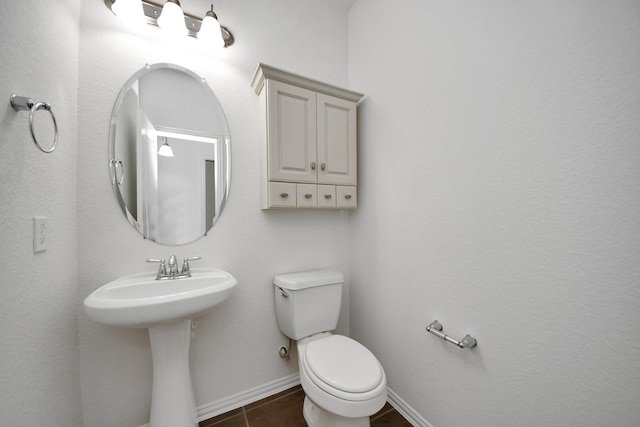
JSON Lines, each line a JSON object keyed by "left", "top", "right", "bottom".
{"left": 336, "top": 186, "right": 357, "bottom": 209}
{"left": 268, "top": 182, "right": 297, "bottom": 207}
{"left": 317, "top": 185, "right": 337, "bottom": 208}
{"left": 297, "top": 184, "right": 318, "bottom": 208}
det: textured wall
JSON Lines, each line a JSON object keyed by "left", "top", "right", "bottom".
{"left": 77, "top": 1, "right": 353, "bottom": 426}
{"left": 0, "top": 1, "right": 82, "bottom": 426}
{"left": 348, "top": 0, "right": 640, "bottom": 426}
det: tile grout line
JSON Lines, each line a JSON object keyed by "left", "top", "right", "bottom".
{"left": 202, "top": 411, "right": 240, "bottom": 426}
{"left": 244, "top": 387, "right": 303, "bottom": 413}
{"left": 242, "top": 407, "right": 250, "bottom": 427}
{"left": 371, "top": 406, "right": 395, "bottom": 421}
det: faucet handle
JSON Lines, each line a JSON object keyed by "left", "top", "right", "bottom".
{"left": 181, "top": 256, "right": 201, "bottom": 274}
{"left": 146, "top": 258, "right": 165, "bottom": 266}
{"left": 146, "top": 258, "right": 167, "bottom": 278}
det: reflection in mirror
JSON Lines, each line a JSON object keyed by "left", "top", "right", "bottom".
{"left": 109, "top": 63, "right": 231, "bottom": 245}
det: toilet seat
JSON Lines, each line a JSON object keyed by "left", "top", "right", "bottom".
{"left": 303, "top": 335, "right": 385, "bottom": 402}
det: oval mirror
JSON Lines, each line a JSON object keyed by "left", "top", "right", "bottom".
{"left": 109, "top": 63, "right": 231, "bottom": 245}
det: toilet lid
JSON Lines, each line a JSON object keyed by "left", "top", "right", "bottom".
{"left": 305, "top": 335, "right": 383, "bottom": 393}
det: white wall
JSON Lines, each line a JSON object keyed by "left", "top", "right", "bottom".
{"left": 77, "top": 1, "right": 353, "bottom": 426}
{"left": 348, "top": 1, "right": 640, "bottom": 426}
{"left": 0, "top": 1, "right": 82, "bottom": 426}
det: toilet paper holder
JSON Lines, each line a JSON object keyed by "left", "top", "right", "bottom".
{"left": 426, "top": 320, "right": 477, "bottom": 349}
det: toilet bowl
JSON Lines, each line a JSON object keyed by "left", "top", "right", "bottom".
{"left": 273, "top": 269, "right": 387, "bottom": 427}
{"left": 298, "top": 333, "right": 387, "bottom": 427}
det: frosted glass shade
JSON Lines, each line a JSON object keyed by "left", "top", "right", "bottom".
{"left": 198, "top": 14, "right": 225, "bottom": 47}
{"left": 157, "top": 1, "right": 187, "bottom": 37}
{"left": 111, "top": 0, "right": 145, "bottom": 26}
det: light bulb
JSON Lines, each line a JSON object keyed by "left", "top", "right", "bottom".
{"left": 157, "top": 0, "right": 187, "bottom": 37}
{"left": 198, "top": 9, "right": 225, "bottom": 47}
{"left": 111, "top": 0, "right": 145, "bottom": 26}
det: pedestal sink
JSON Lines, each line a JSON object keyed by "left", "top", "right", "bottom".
{"left": 84, "top": 268, "right": 237, "bottom": 427}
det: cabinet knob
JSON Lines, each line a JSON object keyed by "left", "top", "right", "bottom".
{"left": 311, "top": 162, "right": 316, "bottom": 170}
{"left": 280, "top": 193, "right": 289, "bottom": 198}
{"left": 321, "top": 163, "right": 326, "bottom": 171}
{"left": 345, "top": 194, "right": 352, "bottom": 199}
{"left": 324, "top": 194, "right": 332, "bottom": 199}
{"left": 304, "top": 194, "right": 312, "bottom": 199}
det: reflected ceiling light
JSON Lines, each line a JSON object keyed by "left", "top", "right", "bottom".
{"left": 158, "top": 138, "right": 175, "bottom": 157}
{"left": 105, "top": 0, "right": 234, "bottom": 48}
{"left": 110, "top": 0, "right": 146, "bottom": 25}
{"left": 157, "top": 0, "right": 187, "bottom": 36}
{"left": 198, "top": 5, "right": 224, "bottom": 47}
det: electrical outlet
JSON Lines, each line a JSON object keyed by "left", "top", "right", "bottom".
{"left": 33, "top": 216, "right": 48, "bottom": 253}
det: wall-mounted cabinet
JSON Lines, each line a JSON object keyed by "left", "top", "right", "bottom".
{"left": 251, "top": 63, "right": 363, "bottom": 209}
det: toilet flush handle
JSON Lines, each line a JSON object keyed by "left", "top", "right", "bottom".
{"left": 277, "top": 287, "right": 289, "bottom": 298}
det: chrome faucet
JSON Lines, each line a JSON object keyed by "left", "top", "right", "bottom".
{"left": 146, "top": 256, "right": 201, "bottom": 280}
{"left": 167, "top": 255, "right": 179, "bottom": 276}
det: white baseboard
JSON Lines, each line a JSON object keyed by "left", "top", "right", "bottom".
{"left": 386, "top": 387, "right": 433, "bottom": 427}
{"left": 137, "top": 374, "right": 433, "bottom": 427}
{"left": 196, "top": 372, "right": 301, "bottom": 422}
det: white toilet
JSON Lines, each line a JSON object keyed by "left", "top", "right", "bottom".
{"left": 274, "top": 269, "right": 387, "bottom": 427}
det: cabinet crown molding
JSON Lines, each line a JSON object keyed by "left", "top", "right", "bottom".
{"left": 251, "top": 63, "right": 364, "bottom": 103}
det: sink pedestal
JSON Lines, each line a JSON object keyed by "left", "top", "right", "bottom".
{"left": 148, "top": 319, "right": 197, "bottom": 427}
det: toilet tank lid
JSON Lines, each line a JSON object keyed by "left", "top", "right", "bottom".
{"left": 274, "top": 269, "right": 343, "bottom": 290}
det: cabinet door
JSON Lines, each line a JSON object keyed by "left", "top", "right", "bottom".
{"left": 267, "top": 80, "right": 317, "bottom": 183}
{"left": 317, "top": 94, "right": 357, "bottom": 185}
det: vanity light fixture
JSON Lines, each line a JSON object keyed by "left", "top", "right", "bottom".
{"left": 105, "top": 0, "right": 234, "bottom": 47}
{"left": 158, "top": 138, "right": 175, "bottom": 157}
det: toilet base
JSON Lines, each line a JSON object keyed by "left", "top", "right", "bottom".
{"left": 303, "top": 396, "right": 370, "bottom": 427}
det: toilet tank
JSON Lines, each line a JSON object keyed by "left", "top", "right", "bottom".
{"left": 274, "top": 269, "right": 343, "bottom": 340}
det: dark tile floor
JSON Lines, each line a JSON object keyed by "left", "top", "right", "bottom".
{"left": 199, "top": 385, "right": 412, "bottom": 427}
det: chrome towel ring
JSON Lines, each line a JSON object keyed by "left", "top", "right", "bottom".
{"left": 10, "top": 94, "right": 58, "bottom": 153}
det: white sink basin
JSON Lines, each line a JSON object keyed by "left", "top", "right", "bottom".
{"left": 84, "top": 268, "right": 237, "bottom": 328}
